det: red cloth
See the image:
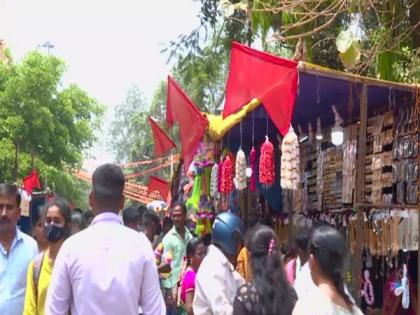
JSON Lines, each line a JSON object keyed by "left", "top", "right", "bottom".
{"left": 223, "top": 42, "right": 298, "bottom": 136}
{"left": 23, "top": 170, "right": 41, "bottom": 194}
{"left": 148, "top": 116, "right": 176, "bottom": 157}
{"left": 166, "top": 76, "right": 209, "bottom": 171}
{"left": 147, "top": 176, "right": 170, "bottom": 200}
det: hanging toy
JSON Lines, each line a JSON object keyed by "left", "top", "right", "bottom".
{"left": 234, "top": 148, "right": 247, "bottom": 191}
{"left": 210, "top": 163, "right": 218, "bottom": 198}
{"left": 250, "top": 147, "right": 257, "bottom": 192}
{"left": 186, "top": 173, "right": 202, "bottom": 211}
{"left": 361, "top": 270, "right": 375, "bottom": 306}
{"left": 221, "top": 156, "right": 234, "bottom": 193}
{"left": 259, "top": 136, "right": 275, "bottom": 187}
{"left": 394, "top": 264, "right": 410, "bottom": 309}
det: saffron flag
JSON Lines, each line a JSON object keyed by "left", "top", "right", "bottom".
{"left": 166, "top": 76, "right": 208, "bottom": 170}
{"left": 23, "top": 170, "right": 41, "bottom": 194}
{"left": 223, "top": 42, "right": 299, "bottom": 136}
{"left": 148, "top": 176, "right": 170, "bottom": 200}
{"left": 148, "top": 116, "right": 176, "bottom": 157}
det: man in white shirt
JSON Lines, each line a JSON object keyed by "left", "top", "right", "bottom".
{"left": 193, "top": 211, "right": 246, "bottom": 315}
{"left": 46, "top": 164, "right": 165, "bottom": 315}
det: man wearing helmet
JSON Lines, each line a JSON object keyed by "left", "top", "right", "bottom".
{"left": 193, "top": 211, "right": 246, "bottom": 315}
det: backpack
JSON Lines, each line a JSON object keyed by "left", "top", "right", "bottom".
{"left": 32, "top": 252, "right": 45, "bottom": 298}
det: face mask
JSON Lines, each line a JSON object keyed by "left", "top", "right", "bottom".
{"left": 45, "top": 224, "right": 67, "bottom": 243}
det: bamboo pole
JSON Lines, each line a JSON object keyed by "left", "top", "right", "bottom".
{"left": 353, "top": 84, "right": 368, "bottom": 303}
{"left": 298, "top": 62, "right": 418, "bottom": 92}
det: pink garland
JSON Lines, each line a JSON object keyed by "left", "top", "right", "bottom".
{"left": 217, "top": 160, "right": 223, "bottom": 193}
{"left": 361, "top": 270, "right": 375, "bottom": 306}
{"left": 221, "top": 156, "right": 234, "bottom": 193}
{"left": 250, "top": 147, "right": 257, "bottom": 192}
{"left": 259, "top": 136, "right": 275, "bottom": 187}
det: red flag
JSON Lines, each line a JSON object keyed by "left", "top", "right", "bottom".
{"left": 148, "top": 176, "right": 170, "bottom": 200}
{"left": 166, "top": 76, "right": 209, "bottom": 170}
{"left": 23, "top": 170, "right": 41, "bottom": 194}
{"left": 148, "top": 117, "right": 176, "bottom": 157}
{"left": 223, "top": 42, "right": 298, "bottom": 136}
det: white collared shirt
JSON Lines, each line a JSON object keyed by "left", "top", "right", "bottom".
{"left": 46, "top": 212, "right": 165, "bottom": 315}
{"left": 193, "top": 245, "right": 245, "bottom": 315}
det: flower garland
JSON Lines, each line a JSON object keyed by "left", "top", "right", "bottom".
{"left": 210, "top": 163, "right": 219, "bottom": 198}
{"left": 217, "top": 160, "right": 223, "bottom": 193}
{"left": 221, "top": 155, "right": 234, "bottom": 193}
{"left": 361, "top": 270, "right": 375, "bottom": 306}
{"left": 234, "top": 148, "right": 247, "bottom": 191}
{"left": 250, "top": 147, "right": 257, "bottom": 192}
{"left": 259, "top": 136, "right": 275, "bottom": 187}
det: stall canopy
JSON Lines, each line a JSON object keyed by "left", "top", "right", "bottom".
{"left": 204, "top": 42, "right": 417, "bottom": 213}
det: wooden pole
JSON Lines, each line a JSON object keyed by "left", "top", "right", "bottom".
{"left": 353, "top": 84, "right": 368, "bottom": 303}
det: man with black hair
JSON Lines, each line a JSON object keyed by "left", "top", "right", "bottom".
{"left": 143, "top": 209, "right": 161, "bottom": 244}
{"left": 46, "top": 164, "right": 165, "bottom": 315}
{"left": 70, "top": 211, "right": 86, "bottom": 235}
{"left": 83, "top": 209, "right": 94, "bottom": 226}
{"left": 161, "top": 202, "right": 193, "bottom": 315}
{"left": 123, "top": 205, "right": 143, "bottom": 231}
{"left": 0, "top": 183, "right": 38, "bottom": 315}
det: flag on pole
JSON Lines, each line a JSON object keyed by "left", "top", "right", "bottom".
{"left": 166, "top": 76, "right": 208, "bottom": 170}
{"left": 23, "top": 170, "right": 41, "bottom": 194}
{"left": 148, "top": 116, "right": 176, "bottom": 157}
{"left": 223, "top": 41, "right": 298, "bottom": 136}
{"left": 147, "top": 176, "right": 170, "bottom": 200}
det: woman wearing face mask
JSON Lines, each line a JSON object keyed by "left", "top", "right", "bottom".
{"left": 292, "top": 226, "right": 363, "bottom": 315}
{"left": 23, "top": 197, "right": 72, "bottom": 315}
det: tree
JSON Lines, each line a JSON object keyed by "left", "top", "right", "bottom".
{"left": 109, "top": 84, "right": 150, "bottom": 163}
{"left": 168, "top": 0, "right": 419, "bottom": 83}
{"left": 0, "top": 50, "right": 103, "bottom": 207}
{"left": 172, "top": 35, "right": 229, "bottom": 113}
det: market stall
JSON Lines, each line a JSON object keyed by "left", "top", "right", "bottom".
{"left": 166, "top": 42, "right": 419, "bottom": 313}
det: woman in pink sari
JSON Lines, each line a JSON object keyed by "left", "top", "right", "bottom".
{"left": 179, "top": 238, "right": 205, "bottom": 315}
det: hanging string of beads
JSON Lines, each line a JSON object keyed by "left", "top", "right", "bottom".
{"left": 250, "top": 147, "right": 257, "bottom": 192}
{"left": 259, "top": 135, "right": 275, "bottom": 188}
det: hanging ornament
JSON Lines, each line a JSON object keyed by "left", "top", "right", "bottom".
{"left": 234, "top": 148, "right": 247, "bottom": 191}
{"left": 250, "top": 147, "right": 257, "bottom": 192}
{"left": 360, "top": 270, "right": 375, "bottom": 306}
{"left": 259, "top": 136, "right": 275, "bottom": 187}
{"left": 281, "top": 126, "right": 300, "bottom": 190}
{"left": 221, "top": 156, "right": 234, "bottom": 193}
{"left": 217, "top": 160, "right": 223, "bottom": 193}
{"left": 394, "top": 264, "right": 410, "bottom": 309}
{"left": 210, "top": 163, "right": 219, "bottom": 198}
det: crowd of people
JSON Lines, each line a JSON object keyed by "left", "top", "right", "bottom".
{"left": 0, "top": 163, "right": 364, "bottom": 315}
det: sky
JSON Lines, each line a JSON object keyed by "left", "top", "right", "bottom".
{"left": 0, "top": 0, "right": 201, "bottom": 172}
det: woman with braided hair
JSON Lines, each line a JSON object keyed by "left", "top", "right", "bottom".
{"left": 293, "top": 225, "right": 363, "bottom": 315}
{"left": 233, "top": 224, "right": 297, "bottom": 315}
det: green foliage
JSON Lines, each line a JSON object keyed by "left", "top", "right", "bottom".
{"left": 0, "top": 51, "right": 103, "bottom": 207}
{"left": 109, "top": 84, "right": 150, "bottom": 163}
{"left": 392, "top": 47, "right": 420, "bottom": 84}
{"left": 173, "top": 36, "right": 228, "bottom": 113}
